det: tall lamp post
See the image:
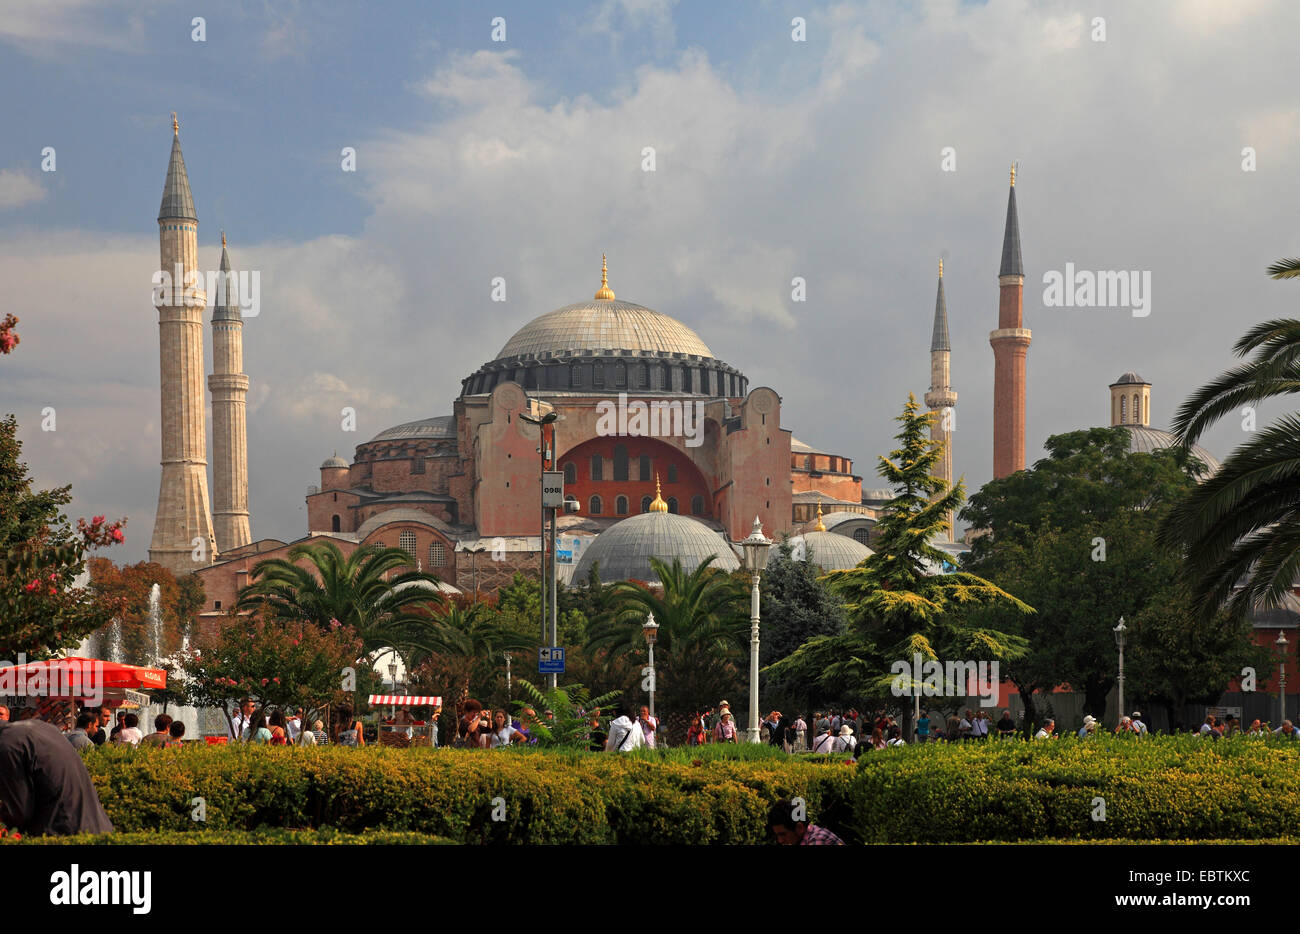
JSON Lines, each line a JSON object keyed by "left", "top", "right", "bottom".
{"left": 521, "top": 409, "right": 560, "bottom": 689}
{"left": 1113, "top": 617, "right": 1126, "bottom": 728}
{"left": 387, "top": 658, "right": 398, "bottom": 719}
{"left": 466, "top": 542, "right": 487, "bottom": 602}
{"left": 643, "top": 612, "right": 659, "bottom": 720}
{"left": 1277, "top": 630, "right": 1289, "bottom": 725}
{"left": 740, "top": 516, "right": 773, "bottom": 744}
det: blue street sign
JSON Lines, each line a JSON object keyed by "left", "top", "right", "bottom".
{"left": 538, "top": 646, "right": 566, "bottom": 674}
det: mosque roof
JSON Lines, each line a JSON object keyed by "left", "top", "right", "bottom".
{"left": 1111, "top": 372, "right": 1149, "bottom": 386}
{"left": 571, "top": 510, "right": 739, "bottom": 584}
{"left": 773, "top": 530, "right": 873, "bottom": 572}
{"left": 366, "top": 416, "right": 456, "bottom": 443}
{"left": 496, "top": 300, "right": 714, "bottom": 360}
{"left": 1120, "top": 425, "right": 1220, "bottom": 475}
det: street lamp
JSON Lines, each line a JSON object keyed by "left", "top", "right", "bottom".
{"left": 521, "top": 408, "right": 561, "bottom": 689}
{"left": 740, "top": 516, "right": 773, "bottom": 744}
{"left": 464, "top": 542, "right": 487, "bottom": 602}
{"left": 642, "top": 611, "right": 659, "bottom": 720}
{"left": 387, "top": 658, "right": 399, "bottom": 719}
{"left": 1276, "top": 631, "right": 1289, "bottom": 725}
{"left": 1113, "top": 616, "right": 1126, "bottom": 728}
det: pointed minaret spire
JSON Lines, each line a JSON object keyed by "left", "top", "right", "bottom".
{"left": 209, "top": 232, "right": 252, "bottom": 553}
{"left": 999, "top": 163, "right": 1023, "bottom": 277}
{"left": 158, "top": 114, "right": 197, "bottom": 222}
{"left": 213, "top": 231, "right": 238, "bottom": 321}
{"left": 926, "top": 258, "right": 958, "bottom": 541}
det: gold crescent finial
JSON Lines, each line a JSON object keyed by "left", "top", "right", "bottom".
{"left": 1010, "top": 162, "right": 1016, "bottom": 187}
{"left": 938, "top": 258, "right": 943, "bottom": 279}
{"left": 594, "top": 253, "right": 615, "bottom": 301}
{"left": 649, "top": 473, "right": 668, "bottom": 512}
{"left": 172, "top": 112, "right": 179, "bottom": 135}
{"left": 814, "top": 496, "right": 826, "bottom": 532}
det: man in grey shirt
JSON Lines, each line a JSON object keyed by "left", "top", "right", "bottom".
{"left": 67, "top": 713, "right": 97, "bottom": 751}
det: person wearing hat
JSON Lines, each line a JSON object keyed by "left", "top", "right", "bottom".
{"left": 1130, "top": 711, "right": 1148, "bottom": 735}
{"left": 832, "top": 723, "right": 856, "bottom": 754}
{"left": 714, "top": 700, "right": 732, "bottom": 732}
{"left": 1077, "top": 715, "right": 1098, "bottom": 738}
{"left": 713, "top": 710, "right": 738, "bottom": 744}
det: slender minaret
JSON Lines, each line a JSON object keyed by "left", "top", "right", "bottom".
{"left": 990, "top": 164, "right": 1030, "bottom": 479}
{"left": 925, "top": 258, "right": 957, "bottom": 540}
{"left": 209, "top": 231, "right": 252, "bottom": 553}
{"left": 149, "top": 114, "right": 218, "bottom": 574}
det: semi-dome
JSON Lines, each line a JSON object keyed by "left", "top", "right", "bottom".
{"left": 572, "top": 511, "right": 739, "bottom": 584}
{"left": 367, "top": 415, "right": 456, "bottom": 444}
{"left": 773, "top": 530, "right": 873, "bottom": 572}
{"left": 1122, "top": 425, "right": 1220, "bottom": 475}
{"left": 496, "top": 300, "right": 714, "bottom": 360}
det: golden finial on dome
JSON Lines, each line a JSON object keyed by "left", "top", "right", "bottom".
{"left": 649, "top": 474, "right": 668, "bottom": 512}
{"left": 1010, "top": 162, "right": 1016, "bottom": 188}
{"left": 594, "top": 253, "right": 615, "bottom": 301}
{"left": 172, "top": 112, "right": 179, "bottom": 135}
{"left": 814, "top": 496, "right": 826, "bottom": 532}
{"left": 938, "top": 258, "right": 943, "bottom": 279}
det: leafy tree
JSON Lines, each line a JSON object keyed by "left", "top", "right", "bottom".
{"left": 767, "top": 396, "right": 1030, "bottom": 718}
{"left": 1164, "top": 308, "right": 1300, "bottom": 619}
{"left": 235, "top": 540, "right": 446, "bottom": 659}
{"left": 0, "top": 413, "right": 126, "bottom": 659}
{"left": 962, "top": 426, "right": 1256, "bottom": 727}
{"left": 84, "top": 560, "right": 204, "bottom": 665}
{"left": 586, "top": 556, "right": 747, "bottom": 730}
{"left": 181, "top": 614, "right": 363, "bottom": 736}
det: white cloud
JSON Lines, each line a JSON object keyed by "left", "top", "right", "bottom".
{"left": 0, "top": 170, "right": 45, "bottom": 209}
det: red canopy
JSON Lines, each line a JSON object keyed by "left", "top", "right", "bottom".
{"left": 0, "top": 658, "right": 166, "bottom": 698}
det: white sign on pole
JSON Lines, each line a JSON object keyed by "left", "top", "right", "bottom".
{"left": 542, "top": 471, "right": 564, "bottom": 508}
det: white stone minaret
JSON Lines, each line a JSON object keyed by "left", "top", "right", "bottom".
{"left": 209, "top": 232, "right": 252, "bottom": 553}
{"left": 925, "top": 258, "right": 958, "bottom": 541}
{"left": 149, "top": 114, "right": 218, "bottom": 574}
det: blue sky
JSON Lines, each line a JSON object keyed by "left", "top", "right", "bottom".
{"left": 4, "top": 0, "right": 1299, "bottom": 562}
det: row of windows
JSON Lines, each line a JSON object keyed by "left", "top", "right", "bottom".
{"left": 573, "top": 455, "right": 679, "bottom": 484}
{"left": 587, "top": 494, "right": 707, "bottom": 516}
{"left": 1118, "top": 393, "right": 1144, "bottom": 424}
{"left": 162, "top": 224, "right": 196, "bottom": 231}
{"left": 467, "top": 362, "right": 744, "bottom": 396}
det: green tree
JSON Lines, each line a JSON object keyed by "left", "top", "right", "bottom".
{"left": 234, "top": 541, "right": 446, "bottom": 659}
{"left": 1164, "top": 306, "right": 1300, "bottom": 619}
{"left": 586, "top": 556, "right": 747, "bottom": 727}
{"left": 511, "top": 678, "right": 622, "bottom": 748}
{"left": 962, "top": 426, "right": 1255, "bottom": 728}
{"left": 767, "top": 396, "right": 1030, "bottom": 717}
{"left": 0, "top": 414, "right": 126, "bottom": 659}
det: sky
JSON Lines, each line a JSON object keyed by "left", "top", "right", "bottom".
{"left": 2, "top": 0, "right": 1298, "bottom": 563}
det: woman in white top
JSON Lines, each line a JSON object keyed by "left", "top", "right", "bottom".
{"left": 489, "top": 709, "right": 526, "bottom": 748}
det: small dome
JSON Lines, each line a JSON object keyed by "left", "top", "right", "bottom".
{"left": 572, "top": 511, "right": 739, "bottom": 584}
{"left": 1111, "top": 372, "right": 1149, "bottom": 386}
{"left": 367, "top": 415, "right": 456, "bottom": 444}
{"left": 321, "top": 455, "right": 348, "bottom": 469}
{"left": 1122, "top": 425, "right": 1220, "bottom": 476}
{"left": 773, "top": 531, "right": 873, "bottom": 572}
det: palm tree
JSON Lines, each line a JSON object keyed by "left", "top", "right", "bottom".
{"left": 403, "top": 601, "right": 535, "bottom": 717}
{"left": 235, "top": 540, "right": 446, "bottom": 658}
{"left": 586, "top": 555, "right": 748, "bottom": 731}
{"left": 1165, "top": 277, "right": 1300, "bottom": 617}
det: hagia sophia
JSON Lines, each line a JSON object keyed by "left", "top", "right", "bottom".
{"left": 141, "top": 122, "right": 1222, "bottom": 628}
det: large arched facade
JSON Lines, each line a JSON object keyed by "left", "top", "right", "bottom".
{"left": 559, "top": 435, "right": 713, "bottom": 519}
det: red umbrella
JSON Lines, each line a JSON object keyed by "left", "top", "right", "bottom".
{"left": 0, "top": 658, "right": 167, "bottom": 697}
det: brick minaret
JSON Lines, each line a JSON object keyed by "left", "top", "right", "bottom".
{"left": 208, "top": 232, "right": 252, "bottom": 553}
{"left": 925, "top": 258, "right": 957, "bottom": 540}
{"left": 149, "top": 115, "right": 218, "bottom": 574}
{"left": 990, "top": 164, "right": 1030, "bottom": 479}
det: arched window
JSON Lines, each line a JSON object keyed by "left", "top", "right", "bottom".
{"left": 564, "top": 462, "right": 577, "bottom": 484}
{"left": 613, "top": 444, "right": 629, "bottom": 481}
{"left": 691, "top": 495, "right": 705, "bottom": 516}
{"left": 1120, "top": 395, "right": 1127, "bottom": 423}
{"left": 616, "top": 495, "right": 629, "bottom": 515}
{"left": 331, "top": 515, "right": 341, "bottom": 532}
{"left": 666, "top": 497, "right": 679, "bottom": 514}
{"left": 428, "top": 541, "right": 447, "bottom": 567}
{"left": 615, "top": 361, "right": 627, "bottom": 388}
{"left": 639, "top": 363, "right": 650, "bottom": 389}
{"left": 593, "top": 362, "right": 604, "bottom": 387}
{"left": 589, "top": 495, "right": 603, "bottom": 515}
{"left": 804, "top": 454, "right": 814, "bottom": 470}
{"left": 570, "top": 364, "right": 581, "bottom": 389}
{"left": 641, "top": 495, "right": 653, "bottom": 513}
{"left": 1133, "top": 393, "right": 1140, "bottom": 424}
{"left": 661, "top": 362, "right": 672, "bottom": 391}
{"left": 639, "top": 454, "right": 651, "bottom": 481}
{"left": 667, "top": 463, "right": 678, "bottom": 483}
{"left": 683, "top": 368, "right": 693, "bottom": 393}
{"left": 399, "top": 530, "right": 417, "bottom": 557}
{"left": 853, "top": 528, "right": 870, "bottom": 545}
{"left": 590, "top": 454, "right": 603, "bottom": 481}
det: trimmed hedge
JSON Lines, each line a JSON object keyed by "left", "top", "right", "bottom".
{"left": 67, "top": 745, "right": 856, "bottom": 845}
{"left": 3, "top": 828, "right": 455, "bottom": 845}
{"left": 852, "top": 735, "right": 1300, "bottom": 842}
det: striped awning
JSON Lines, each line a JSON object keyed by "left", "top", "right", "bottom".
{"left": 368, "top": 695, "right": 441, "bottom": 706}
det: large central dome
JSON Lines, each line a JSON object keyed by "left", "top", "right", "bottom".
{"left": 496, "top": 300, "right": 714, "bottom": 360}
